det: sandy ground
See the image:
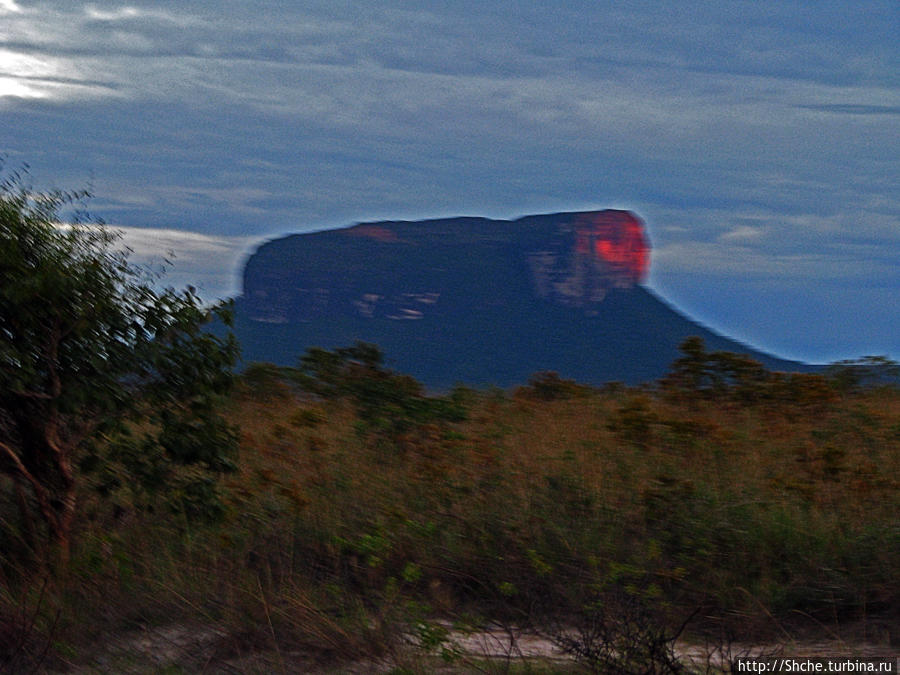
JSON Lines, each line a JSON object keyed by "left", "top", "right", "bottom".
{"left": 55, "top": 621, "right": 896, "bottom": 673}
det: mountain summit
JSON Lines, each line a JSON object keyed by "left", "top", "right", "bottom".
{"left": 234, "top": 210, "right": 805, "bottom": 387}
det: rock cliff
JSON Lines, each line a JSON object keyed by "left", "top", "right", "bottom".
{"left": 235, "top": 210, "right": 806, "bottom": 387}
{"left": 243, "top": 210, "right": 649, "bottom": 323}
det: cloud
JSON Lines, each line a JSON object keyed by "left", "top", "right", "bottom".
{"left": 84, "top": 5, "right": 143, "bottom": 21}
{"left": 2, "top": 1, "right": 897, "bottom": 360}
{"left": 796, "top": 104, "right": 900, "bottom": 116}
{"left": 652, "top": 242, "right": 896, "bottom": 282}
{"left": 116, "top": 226, "right": 257, "bottom": 259}
{"left": 0, "top": 49, "right": 62, "bottom": 99}
{"left": 114, "top": 226, "right": 263, "bottom": 300}
{"left": 3, "top": 2, "right": 893, "bottom": 112}
{"left": 718, "top": 226, "right": 766, "bottom": 243}
{"left": 645, "top": 200, "right": 900, "bottom": 290}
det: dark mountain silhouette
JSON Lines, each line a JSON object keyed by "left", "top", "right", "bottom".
{"left": 233, "top": 210, "right": 808, "bottom": 388}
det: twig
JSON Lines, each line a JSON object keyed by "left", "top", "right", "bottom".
{"left": 257, "top": 574, "right": 286, "bottom": 675}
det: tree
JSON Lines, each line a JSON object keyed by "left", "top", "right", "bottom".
{"left": 662, "top": 336, "right": 769, "bottom": 401}
{"left": 294, "top": 342, "right": 466, "bottom": 449}
{"left": 825, "top": 355, "right": 900, "bottom": 392}
{"left": 0, "top": 167, "right": 238, "bottom": 565}
{"left": 662, "top": 336, "right": 837, "bottom": 410}
{"left": 661, "top": 336, "right": 713, "bottom": 395}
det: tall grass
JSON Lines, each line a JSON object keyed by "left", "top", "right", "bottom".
{"left": 2, "top": 373, "right": 898, "bottom": 670}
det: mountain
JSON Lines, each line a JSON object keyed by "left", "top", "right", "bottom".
{"left": 233, "top": 210, "right": 808, "bottom": 388}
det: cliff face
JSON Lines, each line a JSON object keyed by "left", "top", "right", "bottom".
{"left": 243, "top": 210, "right": 650, "bottom": 324}
{"left": 529, "top": 211, "right": 648, "bottom": 310}
{"left": 236, "top": 210, "right": 806, "bottom": 387}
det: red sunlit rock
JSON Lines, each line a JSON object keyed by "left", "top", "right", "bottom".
{"left": 573, "top": 211, "right": 649, "bottom": 284}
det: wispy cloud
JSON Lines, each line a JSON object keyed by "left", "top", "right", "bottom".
{"left": 83, "top": 6, "right": 136, "bottom": 21}
{"left": 2, "top": 1, "right": 897, "bottom": 360}
{"left": 115, "top": 226, "right": 262, "bottom": 300}
{"left": 797, "top": 103, "right": 900, "bottom": 116}
{"left": 718, "top": 226, "right": 767, "bottom": 243}
{"left": 652, "top": 241, "right": 897, "bottom": 282}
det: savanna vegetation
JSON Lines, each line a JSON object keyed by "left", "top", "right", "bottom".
{"left": 2, "top": 170, "right": 898, "bottom": 672}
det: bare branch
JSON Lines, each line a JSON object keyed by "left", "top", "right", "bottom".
{"left": 0, "top": 439, "right": 58, "bottom": 533}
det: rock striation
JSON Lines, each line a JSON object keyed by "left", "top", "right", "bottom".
{"left": 243, "top": 210, "right": 650, "bottom": 324}
{"left": 235, "top": 210, "right": 807, "bottom": 387}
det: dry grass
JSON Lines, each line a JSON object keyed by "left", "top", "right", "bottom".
{"left": 2, "top": 375, "right": 898, "bottom": 671}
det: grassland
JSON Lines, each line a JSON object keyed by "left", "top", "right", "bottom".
{"left": 2, "top": 358, "right": 898, "bottom": 672}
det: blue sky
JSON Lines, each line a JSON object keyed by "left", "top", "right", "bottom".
{"left": 2, "top": 0, "right": 898, "bottom": 364}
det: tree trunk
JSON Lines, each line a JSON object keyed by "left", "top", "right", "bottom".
{"left": 1, "top": 437, "right": 77, "bottom": 570}
{"left": 15, "top": 479, "right": 38, "bottom": 552}
{"left": 52, "top": 488, "right": 77, "bottom": 569}
{"left": 42, "top": 416, "right": 78, "bottom": 569}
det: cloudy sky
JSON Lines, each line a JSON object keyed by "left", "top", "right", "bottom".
{"left": 2, "top": 0, "right": 898, "bottom": 364}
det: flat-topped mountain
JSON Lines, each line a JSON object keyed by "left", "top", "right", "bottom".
{"left": 233, "top": 210, "right": 807, "bottom": 387}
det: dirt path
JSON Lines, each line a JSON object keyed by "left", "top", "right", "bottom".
{"left": 59, "top": 621, "right": 896, "bottom": 674}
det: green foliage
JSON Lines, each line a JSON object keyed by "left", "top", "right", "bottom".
{"left": 3, "top": 317, "right": 898, "bottom": 667}
{"left": 663, "top": 337, "right": 838, "bottom": 409}
{"left": 413, "top": 619, "right": 462, "bottom": 663}
{"left": 237, "top": 362, "right": 294, "bottom": 401}
{"left": 663, "top": 336, "right": 770, "bottom": 400}
{"left": 766, "top": 371, "right": 838, "bottom": 410}
{"left": 294, "top": 342, "right": 466, "bottom": 448}
{"left": 519, "top": 371, "right": 590, "bottom": 401}
{"left": 608, "top": 395, "right": 658, "bottom": 448}
{"left": 0, "top": 166, "right": 238, "bottom": 562}
{"left": 826, "top": 355, "right": 900, "bottom": 392}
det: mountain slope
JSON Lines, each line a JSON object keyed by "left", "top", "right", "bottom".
{"left": 234, "top": 211, "right": 808, "bottom": 387}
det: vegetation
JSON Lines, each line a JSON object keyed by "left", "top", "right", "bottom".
{"left": 0, "top": 168, "right": 238, "bottom": 569}
{"left": 3, "top": 331, "right": 898, "bottom": 670}
{"left": 1, "top": 170, "right": 898, "bottom": 672}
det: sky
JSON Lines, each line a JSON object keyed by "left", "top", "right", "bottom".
{"left": 1, "top": 0, "right": 898, "bottom": 365}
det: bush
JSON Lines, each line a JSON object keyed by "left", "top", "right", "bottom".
{"left": 0, "top": 166, "right": 237, "bottom": 566}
